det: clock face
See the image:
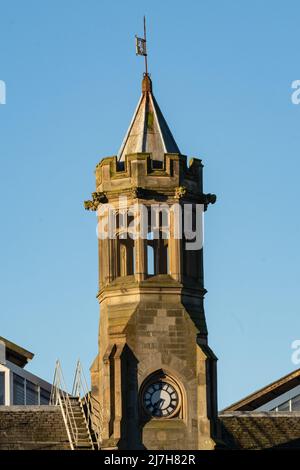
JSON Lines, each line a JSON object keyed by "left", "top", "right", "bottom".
{"left": 143, "top": 381, "right": 178, "bottom": 417}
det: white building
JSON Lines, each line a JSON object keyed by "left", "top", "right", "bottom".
{"left": 0, "top": 337, "right": 52, "bottom": 406}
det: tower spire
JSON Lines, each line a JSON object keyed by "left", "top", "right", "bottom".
{"left": 118, "top": 19, "right": 180, "bottom": 161}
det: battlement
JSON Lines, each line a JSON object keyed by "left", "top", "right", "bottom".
{"left": 95, "top": 153, "right": 204, "bottom": 195}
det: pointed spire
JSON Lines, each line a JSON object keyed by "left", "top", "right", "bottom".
{"left": 117, "top": 75, "right": 180, "bottom": 162}
{"left": 142, "top": 74, "right": 152, "bottom": 93}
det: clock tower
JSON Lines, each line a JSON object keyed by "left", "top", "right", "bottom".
{"left": 85, "top": 72, "right": 219, "bottom": 450}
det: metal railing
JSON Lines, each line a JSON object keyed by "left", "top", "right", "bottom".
{"left": 72, "top": 359, "right": 103, "bottom": 449}
{"left": 50, "top": 360, "right": 78, "bottom": 450}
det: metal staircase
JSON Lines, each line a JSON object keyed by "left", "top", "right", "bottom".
{"left": 50, "top": 360, "right": 102, "bottom": 450}
{"left": 67, "top": 397, "right": 94, "bottom": 450}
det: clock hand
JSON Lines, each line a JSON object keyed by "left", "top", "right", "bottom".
{"left": 153, "top": 398, "right": 165, "bottom": 409}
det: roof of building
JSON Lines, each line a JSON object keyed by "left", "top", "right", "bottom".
{"left": 118, "top": 74, "right": 180, "bottom": 162}
{"left": 0, "top": 336, "right": 34, "bottom": 368}
{"left": 219, "top": 412, "right": 300, "bottom": 449}
{"left": 221, "top": 368, "right": 300, "bottom": 412}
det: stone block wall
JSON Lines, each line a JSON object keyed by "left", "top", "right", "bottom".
{"left": 0, "top": 406, "right": 70, "bottom": 450}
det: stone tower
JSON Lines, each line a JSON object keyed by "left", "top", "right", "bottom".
{"left": 85, "top": 74, "right": 218, "bottom": 450}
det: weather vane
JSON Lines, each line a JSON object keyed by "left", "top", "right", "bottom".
{"left": 135, "top": 16, "right": 148, "bottom": 76}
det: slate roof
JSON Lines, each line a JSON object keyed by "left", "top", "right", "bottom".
{"left": 118, "top": 74, "right": 180, "bottom": 162}
{"left": 219, "top": 412, "right": 300, "bottom": 449}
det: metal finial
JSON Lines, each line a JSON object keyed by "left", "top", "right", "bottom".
{"left": 143, "top": 16, "right": 148, "bottom": 76}
{"left": 135, "top": 16, "right": 149, "bottom": 76}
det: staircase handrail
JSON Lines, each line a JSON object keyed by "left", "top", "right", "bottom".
{"left": 50, "top": 360, "right": 78, "bottom": 450}
{"left": 72, "top": 359, "right": 103, "bottom": 449}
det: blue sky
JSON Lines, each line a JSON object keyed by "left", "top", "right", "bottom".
{"left": 1, "top": 0, "right": 300, "bottom": 409}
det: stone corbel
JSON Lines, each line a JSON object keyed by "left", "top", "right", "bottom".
{"left": 84, "top": 191, "right": 108, "bottom": 211}
{"left": 202, "top": 193, "right": 217, "bottom": 210}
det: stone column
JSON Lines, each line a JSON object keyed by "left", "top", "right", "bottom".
{"left": 169, "top": 205, "right": 182, "bottom": 282}
{"left": 135, "top": 237, "right": 146, "bottom": 282}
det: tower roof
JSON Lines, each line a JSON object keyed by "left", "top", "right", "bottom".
{"left": 118, "top": 75, "right": 180, "bottom": 162}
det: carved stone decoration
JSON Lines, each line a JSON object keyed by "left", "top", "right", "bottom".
{"left": 204, "top": 193, "right": 217, "bottom": 205}
{"left": 175, "top": 186, "right": 187, "bottom": 199}
{"left": 202, "top": 193, "right": 217, "bottom": 210}
{"left": 84, "top": 192, "right": 108, "bottom": 211}
{"left": 84, "top": 200, "right": 96, "bottom": 211}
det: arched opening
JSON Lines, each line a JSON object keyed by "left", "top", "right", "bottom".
{"left": 117, "top": 234, "right": 135, "bottom": 277}
{"left": 147, "top": 231, "right": 169, "bottom": 276}
{"left": 147, "top": 232, "right": 155, "bottom": 275}
{"left": 183, "top": 206, "right": 202, "bottom": 283}
{"left": 158, "top": 238, "right": 169, "bottom": 275}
